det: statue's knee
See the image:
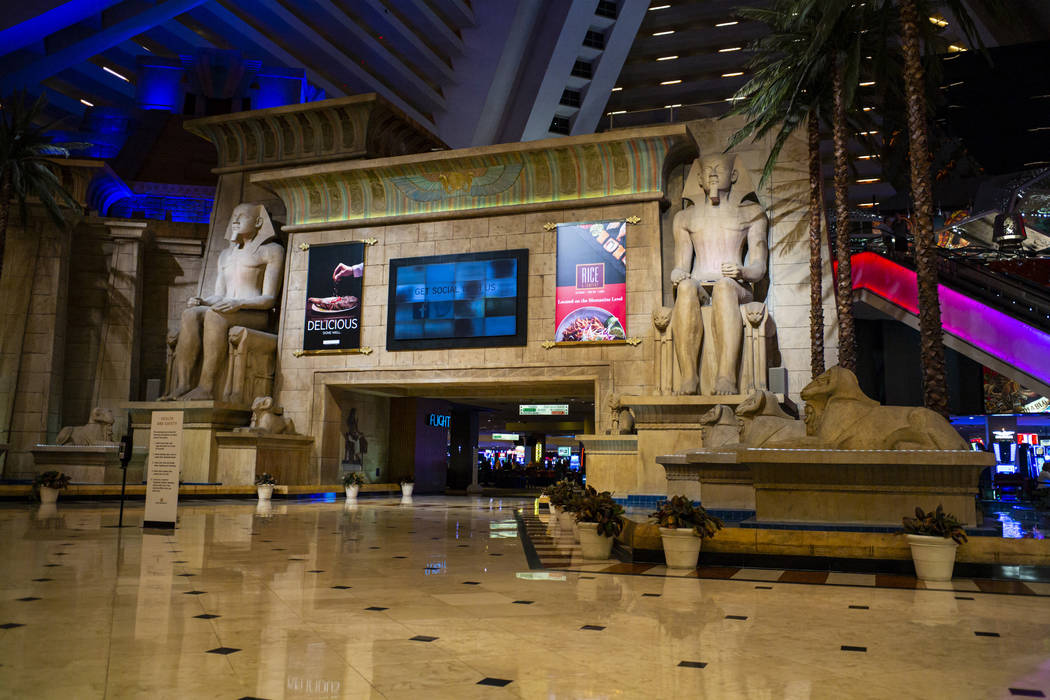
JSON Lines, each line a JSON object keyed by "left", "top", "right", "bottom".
{"left": 203, "top": 308, "right": 229, "bottom": 334}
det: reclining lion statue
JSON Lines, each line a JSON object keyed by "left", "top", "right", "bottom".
{"left": 56, "top": 407, "right": 116, "bottom": 446}
{"left": 789, "top": 367, "right": 968, "bottom": 451}
{"left": 235, "top": 396, "right": 297, "bottom": 435}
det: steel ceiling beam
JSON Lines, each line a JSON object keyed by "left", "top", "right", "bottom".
{"left": 388, "top": 0, "right": 464, "bottom": 55}
{"left": 355, "top": 0, "right": 455, "bottom": 81}
{"left": 0, "top": 0, "right": 125, "bottom": 55}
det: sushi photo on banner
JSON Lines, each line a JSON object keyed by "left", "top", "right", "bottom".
{"left": 303, "top": 241, "right": 366, "bottom": 352}
{"left": 554, "top": 220, "right": 627, "bottom": 343}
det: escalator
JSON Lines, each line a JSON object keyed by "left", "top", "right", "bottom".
{"left": 850, "top": 250, "right": 1050, "bottom": 397}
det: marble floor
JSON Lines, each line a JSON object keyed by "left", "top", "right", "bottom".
{"left": 0, "top": 496, "right": 1048, "bottom": 699}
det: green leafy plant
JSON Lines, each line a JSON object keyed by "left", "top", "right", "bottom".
{"left": 343, "top": 472, "right": 366, "bottom": 487}
{"left": 650, "top": 496, "right": 724, "bottom": 539}
{"left": 254, "top": 473, "right": 276, "bottom": 486}
{"left": 901, "top": 504, "right": 967, "bottom": 544}
{"left": 400, "top": 476, "right": 414, "bottom": 485}
{"left": 544, "top": 479, "right": 578, "bottom": 508}
{"left": 34, "top": 470, "right": 71, "bottom": 490}
{"left": 574, "top": 488, "right": 625, "bottom": 537}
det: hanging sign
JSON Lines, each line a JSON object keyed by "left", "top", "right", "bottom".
{"left": 554, "top": 220, "right": 627, "bottom": 343}
{"left": 302, "top": 241, "right": 366, "bottom": 352}
{"left": 143, "top": 411, "right": 183, "bottom": 529}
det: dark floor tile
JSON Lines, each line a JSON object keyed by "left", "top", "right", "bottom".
{"left": 364, "top": 606, "right": 388, "bottom": 611}
{"left": 331, "top": 585, "right": 351, "bottom": 590}
{"left": 512, "top": 600, "right": 533, "bottom": 605}
{"left": 193, "top": 614, "right": 220, "bottom": 619}
{"left": 579, "top": 576, "right": 596, "bottom": 580}
{"left": 974, "top": 580, "right": 1035, "bottom": 596}
{"left": 755, "top": 585, "right": 773, "bottom": 590}
{"left": 31, "top": 578, "right": 53, "bottom": 582}
{"left": 237, "top": 695, "right": 269, "bottom": 700}
{"left": 369, "top": 546, "right": 381, "bottom": 550}
{"left": 489, "top": 553, "right": 503, "bottom": 557}
{"left": 15, "top": 597, "right": 41, "bottom": 602}
{"left": 678, "top": 661, "right": 707, "bottom": 669}
{"left": 642, "top": 593, "right": 661, "bottom": 597}
{"left": 874, "top": 574, "right": 922, "bottom": 589}
{"left": 580, "top": 625, "right": 605, "bottom": 631}
{"left": 410, "top": 635, "right": 437, "bottom": 642}
{"left": 206, "top": 647, "right": 240, "bottom": 655}
{"left": 42, "top": 564, "right": 61, "bottom": 568}
{"left": 955, "top": 596, "right": 975, "bottom": 601}
{"left": 601, "top": 563, "right": 654, "bottom": 574}
{"left": 457, "top": 544, "right": 469, "bottom": 548}
{"left": 183, "top": 591, "right": 206, "bottom": 595}
{"left": 778, "top": 570, "right": 829, "bottom": 585}
{"left": 52, "top": 552, "right": 67, "bottom": 556}
{"left": 462, "top": 581, "right": 481, "bottom": 585}
{"left": 848, "top": 605, "right": 869, "bottom": 610}
{"left": 287, "top": 558, "right": 304, "bottom": 561}
{"left": 695, "top": 566, "right": 739, "bottom": 579}
{"left": 393, "top": 556, "right": 407, "bottom": 559}
{"left": 173, "top": 560, "right": 188, "bottom": 563}
{"left": 477, "top": 678, "right": 512, "bottom": 687}
{"left": 975, "top": 631, "right": 1001, "bottom": 637}
{"left": 841, "top": 645, "right": 867, "bottom": 652}
{"left": 177, "top": 573, "right": 196, "bottom": 577}
{"left": 307, "top": 570, "right": 324, "bottom": 573}
{"left": 0, "top": 623, "right": 25, "bottom": 629}
{"left": 271, "top": 549, "right": 285, "bottom": 552}
{"left": 1008, "top": 689, "right": 1046, "bottom": 698}
{"left": 725, "top": 615, "right": 748, "bottom": 621}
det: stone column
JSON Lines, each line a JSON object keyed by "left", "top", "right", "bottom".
{"left": 93, "top": 221, "right": 150, "bottom": 418}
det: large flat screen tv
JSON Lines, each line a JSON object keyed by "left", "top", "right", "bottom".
{"left": 386, "top": 249, "right": 529, "bottom": 350}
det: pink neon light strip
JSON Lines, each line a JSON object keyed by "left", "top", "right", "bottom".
{"left": 851, "top": 252, "right": 1050, "bottom": 387}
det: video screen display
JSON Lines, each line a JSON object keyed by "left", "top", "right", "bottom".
{"left": 386, "top": 249, "right": 528, "bottom": 350}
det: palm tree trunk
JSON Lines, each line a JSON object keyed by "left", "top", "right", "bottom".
{"left": 0, "top": 171, "right": 10, "bottom": 281}
{"left": 899, "top": 0, "right": 949, "bottom": 416}
{"left": 808, "top": 114, "right": 825, "bottom": 378}
{"left": 832, "top": 58, "right": 855, "bottom": 373}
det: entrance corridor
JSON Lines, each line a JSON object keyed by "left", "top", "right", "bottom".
{"left": 1, "top": 497, "right": 1048, "bottom": 699}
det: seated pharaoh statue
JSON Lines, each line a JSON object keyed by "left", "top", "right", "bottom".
{"left": 670, "top": 153, "right": 771, "bottom": 396}
{"left": 161, "top": 203, "right": 285, "bottom": 403}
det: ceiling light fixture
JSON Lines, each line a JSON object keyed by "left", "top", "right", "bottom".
{"left": 80, "top": 99, "right": 94, "bottom": 107}
{"left": 657, "top": 55, "right": 679, "bottom": 61}
{"left": 722, "top": 71, "right": 744, "bottom": 77}
{"left": 858, "top": 130, "right": 879, "bottom": 136}
{"left": 862, "top": 106, "right": 874, "bottom": 112}
{"left": 664, "top": 103, "right": 682, "bottom": 108}
{"left": 653, "top": 30, "right": 675, "bottom": 36}
{"left": 611, "top": 86, "right": 622, "bottom": 92}
{"left": 858, "top": 202, "right": 878, "bottom": 208}
{"left": 608, "top": 110, "right": 627, "bottom": 115}
{"left": 948, "top": 44, "right": 967, "bottom": 52}
{"left": 857, "top": 177, "right": 880, "bottom": 184}
{"left": 649, "top": 3, "right": 671, "bottom": 9}
{"left": 859, "top": 81, "right": 875, "bottom": 87}
{"left": 102, "top": 66, "right": 130, "bottom": 82}
{"left": 857, "top": 155, "right": 877, "bottom": 160}
{"left": 660, "top": 79, "right": 682, "bottom": 85}
{"left": 929, "top": 16, "right": 948, "bottom": 27}
{"left": 715, "top": 21, "right": 738, "bottom": 27}
{"left": 718, "top": 47, "right": 742, "bottom": 52}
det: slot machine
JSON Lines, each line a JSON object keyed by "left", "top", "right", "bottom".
{"left": 991, "top": 430, "right": 1025, "bottom": 499}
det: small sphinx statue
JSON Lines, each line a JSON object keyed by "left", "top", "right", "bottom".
{"left": 56, "top": 408, "right": 117, "bottom": 446}
{"left": 234, "top": 396, "right": 297, "bottom": 435}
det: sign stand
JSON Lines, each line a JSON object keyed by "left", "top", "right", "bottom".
{"left": 143, "top": 411, "right": 183, "bottom": 529}
{"left": 105, "top": 422, "right": 135, "bottom": 528}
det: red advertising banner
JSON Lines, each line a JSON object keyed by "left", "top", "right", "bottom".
{"left": 554, "top": 220, "right": 627, "bottom": 343}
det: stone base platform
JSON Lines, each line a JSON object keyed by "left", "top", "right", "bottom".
{"left": 658, "top": 446, "right": 994, "bottom": 525}
{"left": 31, "top": 444, "right": 143, "bottom": 484}
{"left": 215, "top": 432, "right": 315, "bottom": 485}
{"left": 124, "top": 401, "right": 252, "bottom": 483}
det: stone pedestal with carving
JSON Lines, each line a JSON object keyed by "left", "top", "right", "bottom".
{"left": 31, "top": 444, "right": 141, "bottom": 484}
{"left": 124, "top": 401, "right": 251, "bottom": 483}
{"left": 215, "top": 432, "right": 315, "bottom": 485}
{"left": 575, "top": 435, "right": 638, "bottom": 497}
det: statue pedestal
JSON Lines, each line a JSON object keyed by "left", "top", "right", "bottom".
{"left": 575, "top": 435, "right": 637, "bottom": 497}
{"left": 31, "top": 444, "right": 141, "bottom": 484}
{"left": 124, "top": 401, "right": 252, "bottom": 483}
{"left": 214, "top": 432, "right": 315, "bottom": 485}
{"left": 658, "top": 446, "right": 993, "bottom": 525}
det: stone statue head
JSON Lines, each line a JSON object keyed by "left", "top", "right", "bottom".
{"left": 226, "top": 203, "right": 273, "bottom": 246}
{"left": 736, "top": 390, "right": 791, "bottom": 420}
{"left": 800, "top": 366, "right": 876, "bottom": 435}
{"left": 699, "top": 154, "right": 738, "bottom": 205}
{"left": 700, "top": 404, "right": 737, "bottom": 426}
{"left": 652, "top": 306, "right": 672, "bottom": 332}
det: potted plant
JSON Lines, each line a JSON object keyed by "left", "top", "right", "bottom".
{"left": 400, "top": 477, "right": 414, "bottom": 497}
{"left": 544, "top": 480, "right": 572, "bottom": 523}
{"left": 562, "top": 485, "right": 587, "bottom": 542}
{"left": 574, "top": 488, "right": 625, "bottom": 560}
{"left": 255, "top": 473, "right": 276, "bottom": 500}
{"left": 343, "top": 471, "right": 365, "bottom": 500}
{"left": 34, "top": 470, "right": 71, "bottom": 504}
{"left": 901, "top": 504, "right": 967, "bottom": 582}
{"left": 650, "top": 496, "right": 724, "bottom": 569}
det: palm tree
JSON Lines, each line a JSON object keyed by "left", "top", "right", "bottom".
{"left": 0, "top": 91, "right": 82, "bottom": 280}
{"left": 727, "top": 0, "right": 881, "bottom": 377}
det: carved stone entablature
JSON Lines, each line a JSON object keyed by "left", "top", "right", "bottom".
{"left": 184, "top": 94, "right": 446, "bottom": 174}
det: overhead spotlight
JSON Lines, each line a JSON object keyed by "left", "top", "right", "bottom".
{"left": 653, "top": 30, "right": 675, "bottom": 36}
{"left": 611, "top": 86, "right": 623, "bottom": 92}
{"left": 660, "top": 79, "right": 682, "bottom": 85}
{"left": 716, "top": 21, "right": 738, "bottom": 27}
{"left": 102, "top": 66, "right": 130, "bottom": 82}
{"left": 80, "top": 99, "right": 94, "bottom": 107}
{"left": 718, "top": 47, "right": 742, "bottom": 52}
{"left": 649, "top": 3, "right": 671, "bottom": 9}
{"left": 929, "top": 16, "right": 949, "bottom": 27}
{"left": 993, "top": 213, "right": 1027, "bottom": 249}
{"left": 722, "top": 71, "right": 744, "bottom": 77}
{"left": 656, "top": 55, "right": 679, "bottom": 61}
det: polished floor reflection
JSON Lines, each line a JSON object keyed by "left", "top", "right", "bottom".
{"left": 1, "top": 496, "right": 1048, "bottom": 699}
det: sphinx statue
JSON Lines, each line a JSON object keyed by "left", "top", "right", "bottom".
{"left": 234, "top": 396, "right": 297, "bottom": 435}
{"left": 735, "top": 390, "right": 804, "bottom": 447}
{"left": 55, "top": 407, "right": 117, "bottom": 446}
{"left": 162, "top": 203, "right": 284, "bottom": 403}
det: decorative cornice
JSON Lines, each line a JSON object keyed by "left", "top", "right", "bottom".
{"left": 252, "top": 124, "right": 690, "bottom": 228}
{"left": 184, "top": 93, "right": 445, "bottom": 174}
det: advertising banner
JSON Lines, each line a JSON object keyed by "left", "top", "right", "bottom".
{"left": 143, "top": 411, "right": 183, "bottom": 529}
{"left": 303, "top": 241, "right": 366, "bottom": 352}
{"left": 554, "top": 220, "right": 627, "bottom": 343}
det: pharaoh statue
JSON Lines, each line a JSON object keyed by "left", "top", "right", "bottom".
{"left": 670, "top": 153, "right": 768, "bottom": 395}
{"left": 162, "top": 203, "right": 284, "bottom": 401}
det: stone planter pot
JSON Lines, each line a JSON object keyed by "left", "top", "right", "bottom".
{"left": 39, "top": 486, "right": 60, "bottom": 504}
{"left": 345, "top": 485, "right": 360, "bottom": 500}
{"left": 577, "top": 522, "right": 615, "bottom": 560}
{"left": 906, "top": 534, "right": 959, "bottom": 582}
{"left": 659, "top": 527, "right": 703, "bottom": 569}
{"left": 257, "top": 484, "right": 274, "bottom": 500}
{"left": 401, "top": 483, "right": 414, "bottom": 497}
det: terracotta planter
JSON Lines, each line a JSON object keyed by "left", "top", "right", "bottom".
{"left": 906, "top": 534, "right": 959, "bottom": 582}
{"left": 401, "top": 483, "right": 414, "bottom": 497}
{"left": 659, "top": 527, "right": 703, "bottom": 569}
{"left": 39, "top": 486, "right": 60, "bottom": 504}
{"left": 577, "top": 522, "right": 615, "bottom": 560}
{"left": 257, "top": 484, "right": 274, "bottom": 500}
{"left": 345, "top": 485, "right": 360, "bottom": 500}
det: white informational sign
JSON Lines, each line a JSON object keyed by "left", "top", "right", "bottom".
{"left": 491, "top": 433, "right": 520, "bottom": 441}
{"left": 143, "top": 411, "right": 183, "bottom": 529}
{"left": 519, "top": 404, "right": 569, "bottom": 416}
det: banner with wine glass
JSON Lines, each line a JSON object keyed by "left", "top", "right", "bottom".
{"left": 554, "top": 220, "right": 627, "bottom": 344}
{"left": 302, "top": 240, "right": 366, "bottom": 353}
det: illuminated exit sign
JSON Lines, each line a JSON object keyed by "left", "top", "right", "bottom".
{"left": 519, "top": 404, "right": 569, "bottom": 416}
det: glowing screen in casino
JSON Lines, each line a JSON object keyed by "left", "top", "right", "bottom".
{"left": 386, "top": 249, "right": 528, "bottom": 350}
